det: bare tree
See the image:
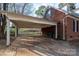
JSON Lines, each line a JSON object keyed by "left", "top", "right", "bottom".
{"left": 21, "top": 3, "right": 28, "bottom": 14}
{"left": 13, "top": 3, "right": 16, "bottom": 13}
{"left": 0, "top": 3, "right": 9, "bottom": 38}
{"left": 58, "top": 3, "right": 76, "bottom": 13}
{"left": 0, "top": 3, "right": 2, "bottom": 10}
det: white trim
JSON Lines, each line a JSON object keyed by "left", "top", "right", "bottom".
{"left": 6, "top": 19, "right": 10, "bottom": 46}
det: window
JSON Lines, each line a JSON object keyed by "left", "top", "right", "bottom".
{"left": 77, "top": 20, "right": 78, "bottom": 32}
{"left": 73, "top": 19, "right": 79, "bottom": 32}
{"left": 73, "top": 20, "right": 75, "bottom": 32}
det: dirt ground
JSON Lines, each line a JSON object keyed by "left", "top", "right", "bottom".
{"left": 0, "top": 35, "right": 79, "bottom": 56}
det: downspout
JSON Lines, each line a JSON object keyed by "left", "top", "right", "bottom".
{"left": 55, "top": 24, "right": 57, "bottom": 39}
{"left": 63, "top": 17, "right": 65, "bottom": 40}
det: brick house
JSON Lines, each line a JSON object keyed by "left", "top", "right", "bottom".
{"left": 42, "top": 7, "right": 79, "bottom": 41}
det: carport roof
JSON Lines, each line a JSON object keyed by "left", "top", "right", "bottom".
{"left": 1, "top": 11, "right": 57, "bottom": 28}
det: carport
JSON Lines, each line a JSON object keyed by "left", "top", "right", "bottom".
{"left": 1, "top": 11, "right": 57, "bottom": 46}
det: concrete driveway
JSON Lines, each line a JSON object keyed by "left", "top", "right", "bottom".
{"left": 0, "top": 35, "right": 79, "bottom": 56}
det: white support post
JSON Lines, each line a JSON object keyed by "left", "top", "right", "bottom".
{"left": 63, "top": 18, "right": 65, "bottom": 40}
{"left": 55, "top": 24, "right": 57, "bottom": 39}
{"left": 6, "top": 19, "right": 10, "bottom": 46}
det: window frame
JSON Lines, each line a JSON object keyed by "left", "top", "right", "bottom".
{"left": 73, "top": 19, "right": 79, "bottom": 32}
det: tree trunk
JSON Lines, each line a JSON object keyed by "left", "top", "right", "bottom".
{"left": 1, "top": 3, "right": 8, "bottom": 38}
{"left": 21, "top": 3, "right": 27, "bottom": 14}
{"left": 0, "top": 14, "right": 2, "bottom": 38}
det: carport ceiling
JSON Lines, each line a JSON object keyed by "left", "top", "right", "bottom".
{"left": 1, "top": 11, "right": 57, "bottom": 28}
{"left": 11, "top": 20, "right": 54, "bottom": 28}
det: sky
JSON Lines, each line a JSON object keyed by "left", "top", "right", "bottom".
{"left": 74, "top": 3, "right": 79, "bottom": 13}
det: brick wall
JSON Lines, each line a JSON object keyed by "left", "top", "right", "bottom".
{"left": 51, "top": 8, "right": 65, "bottom": 39}
{"left": 65, "top": 17, "right": 79, "bottom": 41}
